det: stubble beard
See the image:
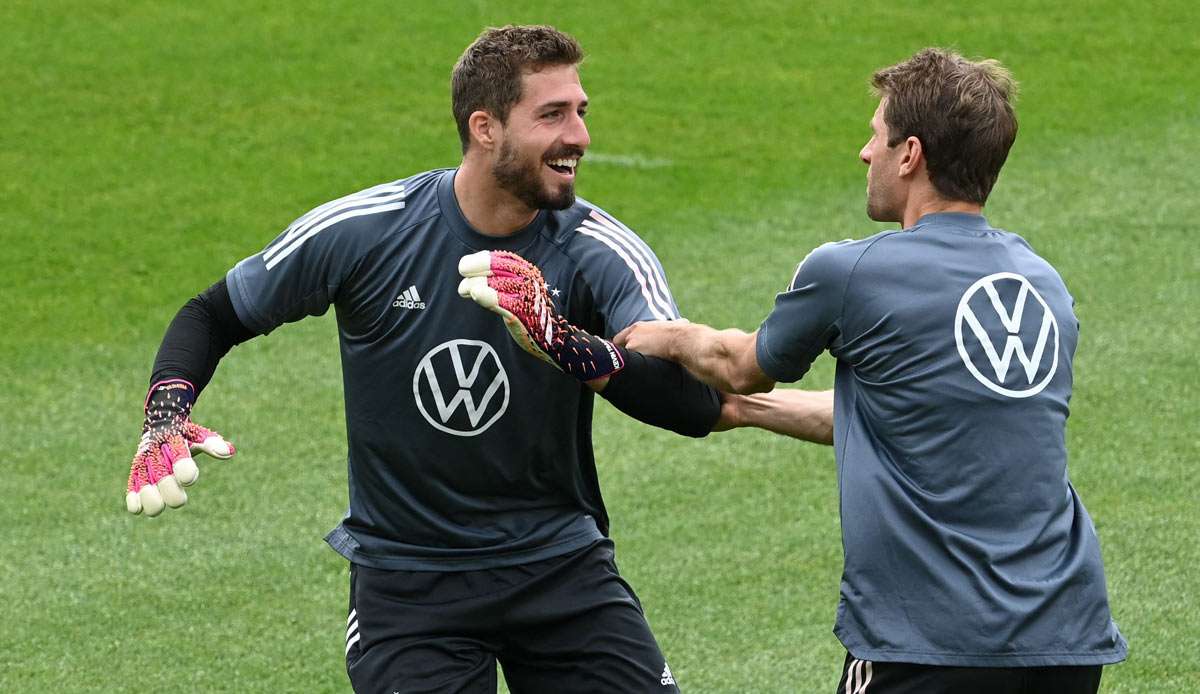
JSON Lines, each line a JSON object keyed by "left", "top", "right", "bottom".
{"left": 865, "top": 171, "right": 900, "bottom": 223}
{"left": 492, "top": 139, "right": 575, "bottom": 211}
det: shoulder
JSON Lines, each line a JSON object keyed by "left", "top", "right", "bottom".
{"left": 549, "top": 197, "right": 665, "bottom": 265}
{"left": 297, "top": 169, "right": 444, "bottom": 232}
{"left": 786, "top": 230, "right": 902, "bottom": 291}
{"left": 547, "top": 198, "right": 679, "bottom": 321}
{"left": 263, "top": 170, "right": 445, "bottom": 270}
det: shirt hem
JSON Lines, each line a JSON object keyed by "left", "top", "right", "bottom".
{"left": 325, "top": 525, "right": 606, "bottom": 571}
{"left": 837, "top": 635, "right": 1128, "bottom": 667}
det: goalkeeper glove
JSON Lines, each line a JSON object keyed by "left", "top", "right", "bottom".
{"left": 458, "top": 250, "right": 624, "bottom": 383}
{"left": 125, "top": 378, "right": 234, "bottom": 517}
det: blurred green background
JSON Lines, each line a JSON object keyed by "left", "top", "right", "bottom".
{"left": 2, "top": 1, "right": 1196, "bottom": 691}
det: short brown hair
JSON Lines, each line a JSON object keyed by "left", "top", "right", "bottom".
{"left": 872, "top": 48, "right": 1019, "bottom": 204}
{"left": 451, "top": 25, "right": 584, "bottom": 153}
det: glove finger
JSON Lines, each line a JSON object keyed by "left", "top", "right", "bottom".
{"left": 173, "top": 456, "right": 200, "bottom": 486}
{"left": 190, "top": 435, "right": 234, "bottom": 460}
{"left": 126, "top": 490, "right": 143, "bottom": 515}
{"left": 461, "top": 276, "right": 502, "bottom": 310}
{"left": 490, "top": 252, "right": 540, "bottom": 281}
{"left": 458, "top": 251, "right": 494, "bottom": 278}
{"left": 139, "top": 484, "right": 166, "bottom": 517}
{"left": 457, "top": 276, "right": 478, "bottom": 300}
{"left": 126, "top": 453, "right": 153, "bottom": 514}
{"left": 156, "top": 475, "right": 188, "bottom": 508}
{"left": 185, "top": 422, "right": 235, "bottom": 460}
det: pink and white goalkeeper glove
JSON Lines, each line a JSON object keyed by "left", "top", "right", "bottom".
{"left": 458, "top": 251, "right": 624, "bottom": 383}
{"left": 125, "top": 379, "right": 235, "bottom": 517}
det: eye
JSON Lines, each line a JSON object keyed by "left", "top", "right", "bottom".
{"left": 542, "top": 110, "right": 562, "bottom": 121}
{"left": 578, "top": 108, "right": 588, "bottom": 119}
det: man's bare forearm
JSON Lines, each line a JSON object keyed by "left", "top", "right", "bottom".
{"left": 630, "top": 322, "right": 772, "bottom": 394}
{"left": 717, "top": 389, "right": 834, "bottom": 445}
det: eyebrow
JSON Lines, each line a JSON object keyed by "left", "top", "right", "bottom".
{"left": 537, "top": 99, "right": 589, "bottom": 111}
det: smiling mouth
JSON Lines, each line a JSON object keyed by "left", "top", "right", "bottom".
{"left": 546, "top": 157, "right": 579, "bottom": 178}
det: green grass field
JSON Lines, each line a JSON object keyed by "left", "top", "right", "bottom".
{"left": 3, "top": 1, "right": 1197, "bottom": 691}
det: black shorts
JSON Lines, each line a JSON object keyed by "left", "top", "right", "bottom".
{"left": 836, "top": 652, "right": 1103, "bottom": 694}
{"left": 344, "top": 540, "right": 680, "bottom": 693}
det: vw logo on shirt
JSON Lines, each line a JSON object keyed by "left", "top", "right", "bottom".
{"left": 954, "top": 272, "right": 1060, "bottom": 399}
{"left": 412, "top": 339, "right": 510, "bottom": 436}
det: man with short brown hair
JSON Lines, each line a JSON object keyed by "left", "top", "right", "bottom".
{"left": 124, "top": 24, "right": 726, "bottom": 692}
{"left": 616, "top": 48, "right": 1127, "bottom": 692}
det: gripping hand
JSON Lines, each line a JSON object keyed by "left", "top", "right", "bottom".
{"left": 458, "top": 251, "right": 624, "bottom": 383}
{"left": 125, "top": 379, "right": 235, "bottom": 517}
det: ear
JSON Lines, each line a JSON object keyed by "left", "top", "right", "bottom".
{"left": 468, "top": 110, "right": 499, "bottom": 152}
{"left": 898, "top": 136, "right": 924, "bottom": 177}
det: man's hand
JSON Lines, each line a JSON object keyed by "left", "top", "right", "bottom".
{"left": 613, "top": 320, "right": 688, "bottom": 360}
{"left": 458, "top": 251, "right": 623, "bottom": 383}
{"left": 125, "top": 379, "right": 235, "bottom": 517}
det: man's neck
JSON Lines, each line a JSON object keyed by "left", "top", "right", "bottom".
{"left": 453, "top": 159, "right": 539, "bottom": 236}
{"left": 902, "top": 191, "right": 981, "bottom": 228}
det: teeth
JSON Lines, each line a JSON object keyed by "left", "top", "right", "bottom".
{"left": 547, "top": 158, "right": 578, "bottom": 169}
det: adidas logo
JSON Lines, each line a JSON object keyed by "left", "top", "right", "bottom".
{"left": 660, "top": 663, "right": 675, "bottom": 687}
{"left": 393, "top": 285, "right": 426, "bottom": 310}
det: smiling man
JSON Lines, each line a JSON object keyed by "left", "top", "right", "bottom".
{"left": 124, "top": 25, "right": 725, "bottom": 693}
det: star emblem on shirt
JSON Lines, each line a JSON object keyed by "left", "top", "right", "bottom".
{"left": 550, "top": 287, "right": 561, "bottom": 297}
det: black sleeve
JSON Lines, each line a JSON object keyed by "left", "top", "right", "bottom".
{"left": 599, "top": 347, "right": 723, "bottom": 438}
{"left": 150, "top": 278, "right": 255, "bottom": 395}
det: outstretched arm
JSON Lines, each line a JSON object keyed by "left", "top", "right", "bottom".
{"left": 125, "top": 279, "right": 252, "bottom": 517}
{"left": 614, "top": 321, "right": 775, "bottom": 395}
{"left": 717, "top": 389, "right": 834, "bottom": 445}
{"left": 615, "top": 320, "right": 836, "bottom": 445}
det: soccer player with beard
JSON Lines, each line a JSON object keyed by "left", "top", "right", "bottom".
{"left": 123, "top": 25, "right": 766, "bottom": 693}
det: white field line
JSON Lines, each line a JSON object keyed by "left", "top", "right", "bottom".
{"left": 583, "top": 152, "right": 673, "bottom": 169}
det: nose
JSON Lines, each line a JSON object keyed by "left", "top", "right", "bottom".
{"left": 859, "top": 142, "right": 871, "bottom": 165}
{"left": 564, "top": 112, "right": 590, "bottom": 150}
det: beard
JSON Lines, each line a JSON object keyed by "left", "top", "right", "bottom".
{"left": 865, "top": 171, "right": 901, "bottom": 223}
{"left": 492, "top": 138, "right": 577, "bottom": 211}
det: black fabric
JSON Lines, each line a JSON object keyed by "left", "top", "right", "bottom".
{"left": 345, "top": 539, "right": 679, "bottom": 694}
{"left": 601, "top": 347, "right": 722, "bottom": 438}
{"left": 836, "top": 652, "right": 1103, "bottom": 694}
{"left": 150, "top": 279, "right": 254, "bottom": 395}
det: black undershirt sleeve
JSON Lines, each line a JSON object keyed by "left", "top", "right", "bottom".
{"left": 599, "top": 346, "right": 723, "bottom": 438}
{"left": 150, "top": 278, "right": 255, "bottom": 395}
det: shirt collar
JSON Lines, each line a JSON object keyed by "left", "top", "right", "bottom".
{"left": 911, "top": 211, "right": 992, "bottom": 231}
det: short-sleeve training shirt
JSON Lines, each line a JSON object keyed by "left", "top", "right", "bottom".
{"left": 757, "top": 212, "right": 1127, "bottom": 666}
{"left": 227, "top": 169, "right": 679, "bottom": 571}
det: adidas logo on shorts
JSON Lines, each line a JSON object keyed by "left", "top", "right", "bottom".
{"left": 660, "top": 663, "right": 675, "bottom": 686}
{"left": 393, "top": 285, "right": 426, "bottom": 310}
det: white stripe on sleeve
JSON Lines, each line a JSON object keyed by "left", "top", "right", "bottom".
{"left": 264, "top": 199, "right": 407, "bottom": 270}
{"left": 580, "top": 215, "right": 677, "bottom": 320}
{"left": 263, "top": 185, "right": 406, "bottom": 269}
{"left": 577, "top": 226, "right": 672, "bottom": 321}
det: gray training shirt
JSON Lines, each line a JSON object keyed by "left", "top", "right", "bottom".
{"left": 757, "top": 212, "right": 1127, "bottom": 667}
{"left": 227, "top": 169, "right": 679, "bottom": 571}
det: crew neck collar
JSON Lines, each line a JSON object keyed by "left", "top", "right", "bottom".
{"left": 912, "top": 211, "right": 991, "bottom": 230}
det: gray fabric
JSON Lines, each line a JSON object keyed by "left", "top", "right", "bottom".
{"left": 757, "top": 212, "right": 1127, "bottom": 666}
{"left": 227, "top": 169, "right": 677, "bottom": 570}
